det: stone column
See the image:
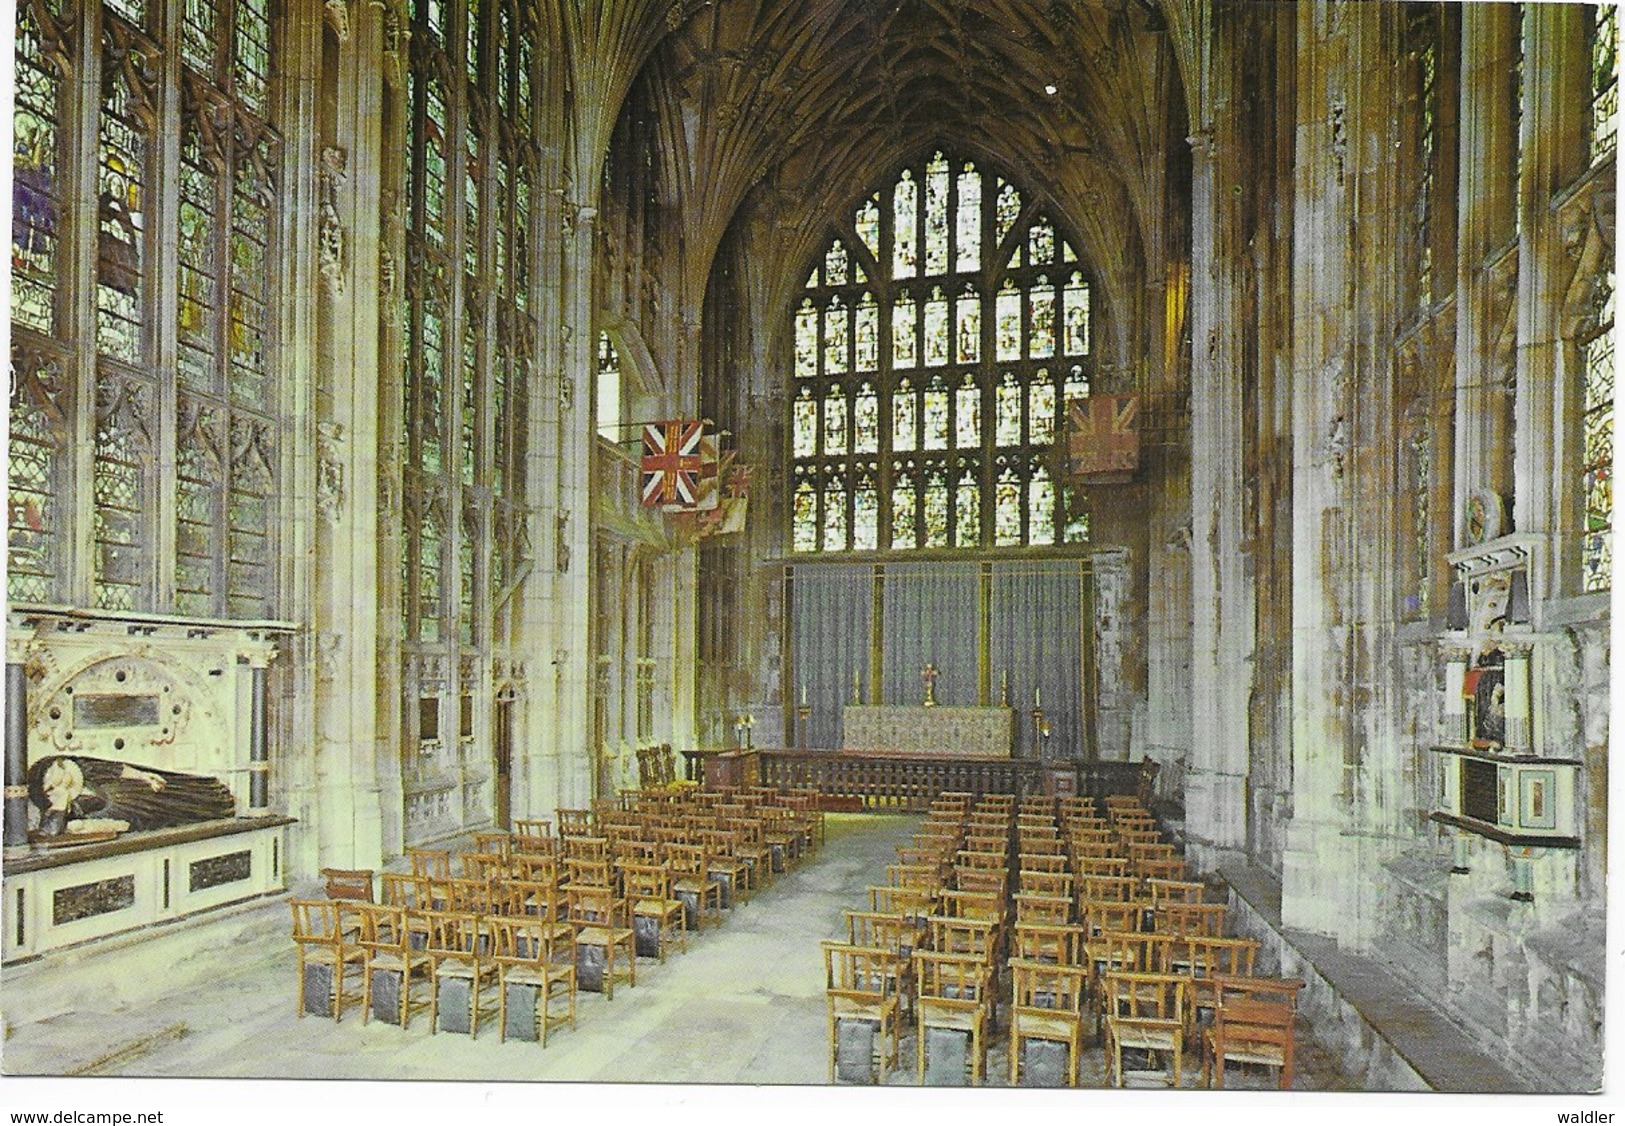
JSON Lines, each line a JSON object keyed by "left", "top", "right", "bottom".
{"left": 249, "top": 659, "right": 271, "bottom": 813}
{"left": 4, "top": 628, "right": 31, "bottom": 852}
{"left": 1281, "top": 0, "right": 1360, "bottom": 938}
{"left": 548, "top": 201, "right": 598, "bottom": 807}
{"left": 305, "top": 0, "right": 389, "bottom": 870}
{"left": 1184, "top": 107, "right": 1253, "bottom": 859}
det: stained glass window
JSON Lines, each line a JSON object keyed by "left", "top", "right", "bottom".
{"left": 855, "top": 293, "right": 879, "bottom": 371}
{"left": 924, "top": 288, "right": 949, "bottom": 367}
{"left": 97, "top": 37, "right": 153, "bottom": 367}
{"left": 788, "top": 150, "right": 1092, "bottom": 553}
{"left": 856, "top": 195, "right": 881, "bottom": 261}
{"left": 956, "top": 164, "right": 981, "bottom": 274}
{"left": 796, "top": 299, "right": 818, "bottom": 377}
{"left": 175, "top": 397, "right": 222, "bottom": 615}
{"left": 954, "top": 462, "right": 980, "bottom": 548}
{"left": 893, "top": 170, "right": 918, "bottom": 278}
{"left": 893, "top": 378, "right": 918, "bottom": 452}
{"left": 854, "top": 382, "right": 880, "bottom": 453}
{"left": 1593, "top": 2, "right": 1617, "bottom": 166}
{"left": 13, "top": 4, "right": 63, "bottom": 338}
{"left": 1064, "top": 274, "right": 1090, "bottom": 356}
{"left": 957, "top": 288, "right": 981, "bottom": 364}
{"left": 8, "top": 354, "right": 65, "bottom": 604}
{"left": 956, "top": 374, "right": 981, "bottom": 449}
{"left": 794, "top": 386, "right": 818, "bottom": 457}
{"left": 925, "top": 152, "right": 950, "bottom": 276}
{"left": 93, "top": 376, "right": 152, "bottom": 610}
{"left": 1029, "top": 276, "right": 1055, "bottom": 359}
{"left": 893, "top": 292, "right": 917, "bottom": 369}
{"left": 824, "top": 384, "right": 848, "bottom": 455}
{"left": 825, "top": 295, "right": 849, "bottom": 373}
{"left": 996, "top": 373, "right": 1023, "bottom": 446}
{"left": 892, "top": 468, "right": 917, "bottom": 549}
{"left": 923, "top": 377, "right": 950, "bottom": 450}
{"left": 853, "top": 468, "right": 879, "bottom": 551}
{"left": 1582, "top": 270, "right": 1615, "bottom": 592}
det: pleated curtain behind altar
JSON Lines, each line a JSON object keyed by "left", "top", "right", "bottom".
{"left": 879, "top": 562, "right": 980, "bottom": 716}
{"left": 990, "top": 560, "right": 1086, "bottom": 759}
{"left": 787, "top": 563, "right": 872, "bottom": 749}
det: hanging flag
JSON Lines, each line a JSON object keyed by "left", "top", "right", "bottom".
{"left": 640, "top": 419, "right": 719, "bottom": 511}
{"left": 666, "top": 454, "right": 750, "bottom": 543}
{"left": 1066, "top": 394, "right": 1139, "bottom": 482}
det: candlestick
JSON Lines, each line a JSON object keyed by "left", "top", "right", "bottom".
{"left": 999, "top": 669, "right": 1009, "bottom": 707}
{"left": 1034, "top": 686, "right": 1041, "bottom": 708}
{"left": 801, "top": 683, "right": 808, "bottom": 706}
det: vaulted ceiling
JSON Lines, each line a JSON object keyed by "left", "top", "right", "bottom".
{"left": 602, "top": 0, "right": 1193, "bottom": 327}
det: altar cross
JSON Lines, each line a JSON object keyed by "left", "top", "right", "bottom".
{"left": 921, "top": 662, "right": 939, "bottom": 707}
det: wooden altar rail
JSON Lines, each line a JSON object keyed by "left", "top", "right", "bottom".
{"left": 679, "top": 750, "right": 1157, "bottom": 813}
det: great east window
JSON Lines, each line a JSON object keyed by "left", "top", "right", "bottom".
{"left": 789, "top": 150, "right": 1093, "bottom": 554}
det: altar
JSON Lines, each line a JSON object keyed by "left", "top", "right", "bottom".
{"left": 842, "top": 705, "right": 1016, "bottom": 759}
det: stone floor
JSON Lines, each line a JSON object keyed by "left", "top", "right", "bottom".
{"left": 3, "top": 812, "right": 1357, "bottom": 1098}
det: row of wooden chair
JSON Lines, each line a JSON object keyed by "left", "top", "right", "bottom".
{"left": 824, "top": 793, "right": 1306, "bottom": 1088}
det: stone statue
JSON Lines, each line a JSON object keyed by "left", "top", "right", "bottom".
{"left": 26, "top": 755, "right": 236, "bottom": 837}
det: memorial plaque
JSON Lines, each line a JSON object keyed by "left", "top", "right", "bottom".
{"left": 73, "top": 694, "right": 160, "bottom": 728}
{"left": 53, "top": 875, "right": 136, "bottom": 924}
{"left": 189, "top": 850, "right": 252, "bottom": 892}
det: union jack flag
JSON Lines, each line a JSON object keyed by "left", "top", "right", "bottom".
{"left": 1066, "top": 394, "right": 1139, "bottom": 481}
{"left": 640, "top": 419, "right": 719, "bottom": 511}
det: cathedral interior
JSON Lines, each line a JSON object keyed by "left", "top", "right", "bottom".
{"left": 2, "top": 0, "right": 1617, "bottom": 1101}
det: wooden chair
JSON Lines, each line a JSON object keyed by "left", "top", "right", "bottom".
{"left": 512, "top": 818, "right": 554, "bottom": 852}
{"left": 1015, "top": 893, "right": 1073, "bottom": 926}
{"left": 1012, "top": 921, "right": 1087, "bottom": 966}
{"left": 869, "top": 884, "right": 937, "bottom": 928}
{"left": 938, "top": 889, "right": 1003, "bottom": 924}
{"left": 290, "top": 898, "right": 367, "bottom": 1021}
{"left": 1081, "top": 898, "right": 1143, "bottom": 939}
{"left": 1086, "top": 929, "right": 1143, "bottom": 1035}
{"left": 406, "top": 848, "right": 451, "bottom": 881}
{"left": 699, "top": 828, "right": 752, "bottom": 907}
{"left": 356, "top": 902, "right": 432, "bottom": 1028}
{"left": 952, "top": 867, "right": 1008, "bottom": 897}
{"left": 1137, "top": 856, "right": 1191, "bottom": 883}
{"left": 1202, "top": 976, "right": 1304, "bottom": 1089}
{"left": 557, "top": 808, "right": 593, "bottom": 838}
{"left": 1079, "top": 874, "right": 1139, "bottom": 903}
{"left": 665, "top": 842, "right": 723, "bottom": 930}
{"left": 472, "top": 831, "right": 512, "bottom": 859}
{"left": 320, "top": 867, "right": 375, "bottom": 902}
{"left": 1009, "top": 959, "right": 1089, "bottom": 1087}
{"left": 566, "top": 886, "right": 637, "bottom": 999}
{"left": 822, "top": 942, "right": 902, "bottom": 1084}
{"left": 1146, "top": 878, "right": 1207, "bottom": 907}
{"left": 1155, "top": 901, "right": 1228, "bottom": 940}
{"left": 620, "top": 863, "right": 688, "bottom": 962}
{"left": 459, "top": 851, "right": 507, "bottom": 883}
{"left": 424, "top": 909, "right": 500, "bottom": 1036}
{"left": 913, "top": 950, "right": 993, "bottom": 1085}
{"left": 1018, "top": 854, "right": 1071, "bottom": 877}
{"left": 510, "top": 853, "right": 559, "bottom": 885}
{"left": 1072, "top": 855, "right": 1131, "bottom": 878}
{"left": 490, "top": 915, "right": 578, "bottom": 1045}
{"left": 725, "top": 818, "right": 774, "bottom": 891}
{"left": 1103, "top": 970, "right": 1188, "bottom": 1087}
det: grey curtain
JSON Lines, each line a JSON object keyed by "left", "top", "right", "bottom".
{"left": 990, "top": 560, "right": 1086, "bottom": 759}
{"left": 880, "top": 562, "right": 980, "bottom": 710}
{"left": 787, "top": 563, "right": 873, "bottom": 749}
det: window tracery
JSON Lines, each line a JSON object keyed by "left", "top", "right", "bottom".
{"left": 790, "top": 150, "right": 1092, "bottom": 553}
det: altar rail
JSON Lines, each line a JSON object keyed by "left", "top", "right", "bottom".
{"left": 679, "top": 749, "right": 1156, "bottom": 812}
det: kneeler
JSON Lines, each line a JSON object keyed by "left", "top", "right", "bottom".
{"left": 835, "top": 1018, "right": 880, "bottom": 1084}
